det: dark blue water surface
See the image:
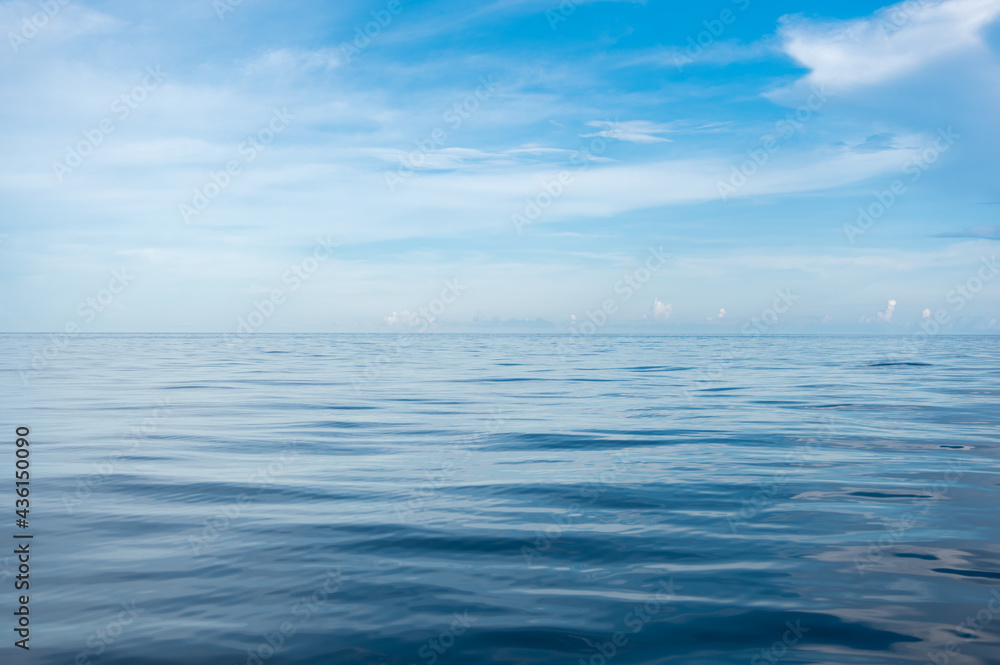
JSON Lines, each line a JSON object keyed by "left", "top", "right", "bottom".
{"left": 2, "top": 334, "right": 999, "bottom": 665}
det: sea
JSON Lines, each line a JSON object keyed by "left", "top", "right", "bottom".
{"left": 1, "top": 333, "right": 998, "bottom": 665}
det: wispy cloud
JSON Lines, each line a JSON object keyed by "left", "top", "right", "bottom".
{"left": 242, "top": 48, "right": 342, "bottom": 75}
{"left": 581, "top": 120, "right": 674, "bottom": 143}
{"left": 0, "top": 0, "right": 122, "bottom": 47}
{"left": 850, "top": 133, "right": 899, "bottom": 153}
{"left": 629, "top": 38, "right": 777, "bottom": 69}
{"left": 935, "top": 225, "right": 1000, "bottom": 239}
{"left": 580, "top": 119, "right": 737, "bottom": 144}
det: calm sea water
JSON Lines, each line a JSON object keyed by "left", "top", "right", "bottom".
{"left": 2, "top": 334, "right": 999, "bottom": 665}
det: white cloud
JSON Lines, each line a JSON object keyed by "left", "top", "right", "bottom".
{"left": 581, "top": 120, "right": 676, "bottom": 144}
{"left": 706, "top": 307, "right": 726, "bottom": 322}
{"left": 876, "top": 299, "right": 898, "bottom": 322}
{"left": 385, "top": 311, "right": 418, "bottom": 326}
{"left": 778, "top": 0, "right": 1000, "bottom": 92}
{"left": 650, "top": 299, "right": 672, "bottom": 320}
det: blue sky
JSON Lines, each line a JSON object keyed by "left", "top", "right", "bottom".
{"left": 1, "top": 0, "right": 998, "bottom": 333}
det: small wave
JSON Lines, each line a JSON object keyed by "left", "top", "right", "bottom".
{"left": 867, "top": 361, "right": 933, "bottom": 367}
